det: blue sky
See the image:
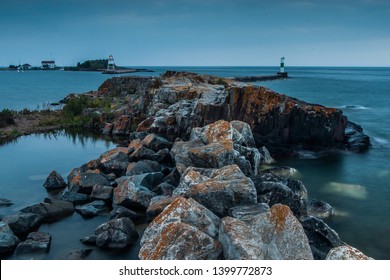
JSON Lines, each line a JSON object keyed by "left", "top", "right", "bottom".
{"left": 1, "top": 0, "right": 389, "bottom": 66}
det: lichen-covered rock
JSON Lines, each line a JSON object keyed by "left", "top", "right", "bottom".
{"left": 0, "top": 222, "right": 19, "bottom": 255}
{"left": 126, "top": 160, "right": 161, "bottom": 176}
{"left": 146, "top": 195, "right": 173, "bottom": 222}
{"left": 20, "top": 198, "right": 74, "bottom": 223}
{"left": 75, "top": 200, "right": 109, "bottom": 218}
{"left": 139, "top": 197, "right": 221, "bottom": 260}
{"left": 90, "top": 185, "right": 113, "bottom": 201}
{"left": 326, "top": 245, "right": 372, "bottom": 260}
{"left": 69, "top": 172, "right": 110, "bottom": 194}
{"left": 98, "top": 148, "right": 129, "bottom": 176}
{"left": 112, "top": 115, "right": 131, "bottom": 135}
{"left": 95, "top": 217, "right": 139, "bottom": 249}
{"left": 14, "top": 232, "right": 51, "bottom": 255}
{"left": 124, "top": 172, "right": 164, "bottom": 192}
{"left": 228, "top": 203, "right": 270, "bottom": 221}
{"left": 58, "top": 191, "right": 89, "bottom": 205}
{"left": 1, "top": 213, "right": 42, "bottom": 239}
{"left": 174, "top": 165, "right": 257, "bottom": 217}
{"left": 113, "top": 176, "right": 157, "bottom": 209}
{"left": 141, "top": 133, "right": 172, "bottom": 152}
{"left": 300, "top": 216, "right": 344, "bottom": 260}
{"left": 43, "top": 170, "right": 67, "bottom": 190}
{"left": 219, "top": 204, "right": 313, "bottom": 260}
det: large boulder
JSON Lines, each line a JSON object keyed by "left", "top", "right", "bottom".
{"left": 43, "top": 170, "right": 67, "bottom": 190}
{"left": 94, "top": 217, "right": 139, "bottom": 249}
{"left": 228, "top": 203, "right": 270, "bottom": 221}
{"left": 326, "top": 245, "right": 372, "bottom": 260}
{"left": 219, "top": 204, "right": 313, "bottom": 260}
{"left": 307, "top": 199, "right": 335, "bottom": 219}
{"left": 14, "top": 232, "right": 51, "bottom": 256}
{"left": 146, "top": 195, "right": 173, "bottom": 222}
{"left": 1, "top": 213, "right": 42, "bottom": 239}
{"left": 139, "top": 197, "right": 221, "bottom": 260}
{"left": 141, "top": 133, "right": 172, "bottom": 152}
{"left": 68, "top": 171, "right": 110, "bottom": 195}
{"left": 20, "top": 198, "right": 74, "bottom": 223}
{"left": 126, "top": 160, "right": 161, "bottom": 176}
{"left": 0, "top": 222, "right": 19, "bottom": 255}
{"left": 90, "top": 185, "right": 113, "bottom": 201}
{"left": 98, "top": 148, "right": 129, "bottom": 177}
{"left": 113, "top": 176, "right": 157, "bottom": 209}
{"left": 174, "top": 165, "right": 257, "bottom": 217}
{"left": 58, "top": 191, "right": 89, "bottom": 205}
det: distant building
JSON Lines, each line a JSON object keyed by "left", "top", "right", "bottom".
{"left": 22, "top": 63, "right": 32, "bottom": 70}
{"left": 41, "top": 60, "right": 56, "bottom": 69}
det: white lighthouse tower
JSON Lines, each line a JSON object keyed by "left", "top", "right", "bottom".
{"left": 277, "top": 57, "right": 288, "bottom": 77}
{"left": 107, "top": 54, "right": 115, "bottom": 71}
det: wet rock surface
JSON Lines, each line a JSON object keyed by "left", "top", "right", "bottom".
{"left": 14, "top": 232, "right": 51, "bottom": 256}
{"left": 43, "top": 170, "right": 67, "bottom": 190}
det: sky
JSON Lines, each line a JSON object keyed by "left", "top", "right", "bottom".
{"left": 0, "top": 0, "right": 389, "bottom": 67}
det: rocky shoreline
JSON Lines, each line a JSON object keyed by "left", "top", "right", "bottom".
{"left": 0, "top": 72, "right": 372, "bottom": 260}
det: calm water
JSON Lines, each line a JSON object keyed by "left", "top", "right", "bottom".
{"left": 1, "top": 67, "right": 389, "bottom": 259}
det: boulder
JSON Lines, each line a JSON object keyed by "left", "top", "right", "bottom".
{"left": 98, "top": 148, "right": 129, "bottom": 177}
{"left": 0, "top": 198, "right": 13, "bottom": 207}
{"left": 139, "top": 197, "right": 221, "bottom": 260}
{"left": 69, "top": 172, "right": 110, "bottom": 194}
{"left": 228, "top": 203, "right": 270, "bottom": 221}
{"left": 20, "top": 198, "right": 74, "bottom": 223}
{"left": 80, "top": 235, "right": 97, "bottom": 245}
{"left": 109, "top": 205, "right": 144, "bottom": 221}
{"left": 1, "top": 213, "right": 42, "bottom": 239}
{"left": 307, "top": 199, "right": 335, "bottom": 219}
{"left": 326, "top": 245, "right": 372, "bottom": 260}
{"left": 250, "top": 173, "right": 307, "bottom": 218}
{"left": 43, "top": 170, "right": 67, "bottom": 190}
{"left": 300, "top": 216, "right": 344, "bottom": 260}
{"left": 58, "top": 191, "right": 89, "bottom": 205}
{"left": 126, "top": 160, "right": 161, "bottom": 176}
{"left": 124, "top": 172, "right": 165, "bottom": 192}
{"left": 219, "top": 204, "right": 313, "bottom": 260}
{"left": 112, "top": 115, "right": 131, "bottom": 135}
{"left": 146, "top": 196, "right": 173, "bottom": 222}
{"left": 90, "top": 185, "right": 113, "bottom": 201}
{"left": 95, "top": 217, "right": 139, "bottom": 249}
{"left": 75, "top": 200, "right": 109, "bottom": 218}
{"left": 0, "top": 222, "right": 19, "bottom": 255}
{"left": 260, "top": 166, "right": 298, "bottom": 178}
{"left": 345, "top": 121, "right": 370, "bottom": 152}
{"left": 141, "top": 133, "right": 172, "bottom": 152}
{"left": 174, "top": 165, "right": 257, "bottom": 217}
{"left": 14, "top": 232, "right": 51, "bottom": 255}
{"left": 158, "top": 182, "right": 176, "bottom": 196}
{"left": 113, "top": 176, "right": 157, "bottom": 209}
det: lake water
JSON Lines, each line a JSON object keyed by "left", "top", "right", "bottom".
{"left": 1, "top": 67, "right": 389, "bottom": 259}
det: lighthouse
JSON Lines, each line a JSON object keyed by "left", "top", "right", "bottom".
{"left": 277, "top": 57, "right": 288, "bottom": 77}
{"left": 107, "top": 54, "right": 115, "bottom": 71}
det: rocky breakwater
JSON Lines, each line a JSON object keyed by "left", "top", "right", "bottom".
{"left": 90, "top": 71, "right": 369, "bottom": 156}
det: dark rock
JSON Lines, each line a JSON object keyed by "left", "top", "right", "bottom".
{"left": 90, "top": 185, "right": 113, "bottom": 201}
{"left": 175, "top": 165, "right": 257, "bottom": 217}
{"left": 161, "top": 167, "right": 181, "bottom": 187}
{"left": 20, "top": 198, "right": 74, "bottom": 223}
{"left": 0, "top": 222, "right": 19, "bottom": 255}
{"left": 126, "top": 160, "right": 161, "bottom": 176}
{"left": 158, "top": 182, "right": 176, "bottom": 196}
{"left": 259, "top": 146, "right": 274, "bottom": 164}
{"left": 139, "top": 197, "right": 221, "bottom": 260}
{"left": 251, "top": 173, "right": 307, "bottom": 218}
{"left": 104, "top": 172, "right": 117, "bottom": 182}
{"left": 64, "top": 248, "right": 93, "bottom": 260}
{"left": 146, "top": 196, "right": 173, "bottom": 222}
{"left": 112, "top": 115, "right": 131, "bottom": 135}
{"left": 75, "top": 200, "right": 109, "bottom": 218}
{"left": 260, "top": 166, "right": 298, "bottom": 177}
{"left": 307, "top": 199, "right": 335, "bottom": 219}
{"left": 141, "top": 133, "right": 172, "bottom": 152}
{"left": 228, "top": 203, "right": 270, "bottom": 221}
{"left": 1, "top": 213, "right": 42, "bottom": 239}
{"left": 170, "top": 139, "right": 204, "bottom": 174}
{"left": 345, "top": 121, "right": 370, "bottom": 152}
{"left": 80, "top": 235, "right": 97, "bottom": 245}
{"left": 98, "top": 148, "right": 129, "bottom": 177}
{"left": 109, "top": 205, "right": 144, "bottom": 221}
{"left": 113, "top": 176, "right": 157, "bottom": 209}
{"left": 219, "top": 204, "right": 313, "bottom": 260}
{"left": 58, "top": 191, "right": 89, "bottom": 205}
{"left": 0, "top": 198, "right": 13, "bottom": 207}
{"left": 14, "top": 232, "right": 51, "bottom": 255}
{"left": 43, "top": 170, "right": 67, "bottom": 190}
{"left": 129, "top": 131, "right": 149, "bottom": 142}
{"left": 125, "top": 172, "right": 164, "bottom": 192}
{"left": 95, "top": 217, "right": 139, "bottom": 249}
{"left": 69, "top": 172, "right": 110, "bottom": 194}
{"left": 300, "top": 216, "right": 344, "bottom": 260}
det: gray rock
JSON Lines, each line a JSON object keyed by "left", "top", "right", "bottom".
{"left": 58, "top": 191, "right": 89, "bottom": 205}
{"left": 129, "top": 131, "right": 149, "bottom": 142}
{"left": 109, "top": 205, "right": 144, "bottom": 221}
{"left": 14, "top": 232, "right": 51, "bottom": 255}
{"left": 170, "top": 139, "right": 204, "bottom": 174}
{"left": 261, "top": 166, "right": 298, "bottom": 177}
{"left": 113, "top": 176, "right": 157, "bottom": 209}
{"left": 300, "top": 216, "right": 344, "bottom": 260}
{"left": 20, "top": 198, "right": 74, "bottom": 223}
{"left": 158, "top": 182, "right": 176, "bottom": 196}
{"left": 43, "top": 170, "right": 67, "bottom": 190}
{"left": 129, "top": 146, "right": 157, "bottom": 162}
{"left": 139, "top": 197, "right": 221, "bottom": 260}
{"left": 228, "top": 203, "right": 270, "bottom": 221}
{"left": 90, "top": 185, "right": 113, "bottom": 201}
{"left": 98, "top": 148, "right": 129, "bottom": 177}
{"left": 141, "top": 133, "right": 172, "bottom": 152}
{"left": 326, "top": 245, "right": 373, "bottom": 260}
{"left": 259, "top": 146, "right": 274, "bottom": 164}
{"left": 95, "top": 217, "right": 139, "bottom": 249}
{"left": 126, "top": 160, "right": 161, "bottom": 176}
{"left": 0, "top": 222, "right": 19, "bottom": 255}
{"left": 1, "top": 213, "right": 42, "bottom": 239}
{"left": 75, "top": 200, "right": 108, "bottom": 218}
{"left": 219, "top": 204, "right": 313, "bottom": 260}
{"left": 80, "top": 235, "right": 97, "bottom": 245}
{"left": 0, "top": 198, "right": 13, "bottom": 207}
{"left": 307, "top": 199, "right": 335, "bottom": 219}
{"left": 175, "top": 165, "right": 257, "bottom": 217}
{"left": 146, "top": 195, "right": 173, "bottom": 222}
